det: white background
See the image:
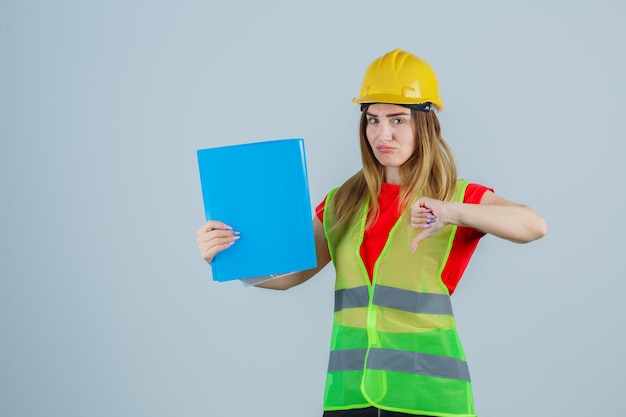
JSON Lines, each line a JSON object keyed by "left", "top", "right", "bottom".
{"left": 1, "top": 1, "right": 624, "bottom": 416}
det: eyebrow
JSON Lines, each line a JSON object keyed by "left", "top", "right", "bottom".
{"left": 366, "top": 111, "right": 411, "bottom": 118}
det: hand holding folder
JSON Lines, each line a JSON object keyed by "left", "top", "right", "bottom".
{"left": 197, "top": 138, "right": 317, "bottom": 282}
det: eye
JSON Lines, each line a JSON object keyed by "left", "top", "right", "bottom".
{"left": 392, "top": 118, "right": 406, "bottom": 125}
{"left": 367, "top": 117, "right": 379, "bottom": 124}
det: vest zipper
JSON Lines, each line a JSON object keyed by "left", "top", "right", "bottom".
{"left": 378, "top": 408, "right": 381, "bottom": 417}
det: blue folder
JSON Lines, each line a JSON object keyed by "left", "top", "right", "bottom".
{"left": 197, "top": 138, "right": 317, "bottom": 282}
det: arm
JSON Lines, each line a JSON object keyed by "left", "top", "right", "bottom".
{"left": 253, "top": 216, "right": 331, "bottom": 290}
{"left": 410, "top": 191, "right": 547, "bottom": 251}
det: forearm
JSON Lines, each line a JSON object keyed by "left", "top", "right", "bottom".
{"left": 446, "top": 202, "right": 547, "bottom": 243}
{"left": 251, "top": 266, "right": 324, "bottom": 290}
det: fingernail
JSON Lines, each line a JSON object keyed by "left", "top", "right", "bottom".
{"left": 423, "top": 224, "right": 432, "bottom": 229}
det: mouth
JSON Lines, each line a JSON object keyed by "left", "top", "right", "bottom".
{"left": 376, "top": 146, "right": 396, "bottom": 153}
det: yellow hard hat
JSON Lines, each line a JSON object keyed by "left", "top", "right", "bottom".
{"left": 352, "top": 49, "right": 444, "bottom": 111}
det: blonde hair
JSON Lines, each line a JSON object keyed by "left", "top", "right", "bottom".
{"left": 331, "top": 108, "right": 457, "bottom": 229}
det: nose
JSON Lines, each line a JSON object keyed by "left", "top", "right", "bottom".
{"left": 379, "top": 121, "right": 393, "bottom": 142}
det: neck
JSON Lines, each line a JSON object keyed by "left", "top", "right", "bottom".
{"left": 384, "top": 167, "right": 401, "bottom": 185}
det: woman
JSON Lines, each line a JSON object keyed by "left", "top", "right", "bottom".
{"left": 196, "top": 49, "right": 547, "bottom": 417}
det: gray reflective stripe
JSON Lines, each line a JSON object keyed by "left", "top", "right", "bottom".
{"left": 327, "top": 348, "right": 367, "bottom": 372}
{"left": 334, "top": 285, "right": 452, "bottom": 315}
{"left": 328, "top": 348, "right": 471, "bottom": 382}
{"left": 367, "top": 348, "right": 471, "bottom": 382}
{"left": 372, "top": 285, "right": 453, "bottom": 316}
{"left": 334, "top": 286, "right": 369, "bottom": 311}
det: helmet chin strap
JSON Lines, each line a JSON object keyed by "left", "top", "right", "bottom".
{"left": 360, "top": 102, "right": 433, "bottom": 112}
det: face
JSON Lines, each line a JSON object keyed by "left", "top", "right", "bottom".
{"left": 365, "top": 103, "right": 416, "bottom": 175}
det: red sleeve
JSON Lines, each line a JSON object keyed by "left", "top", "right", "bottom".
{"left": 315, "top": 196, "right": 327, "bottom": 223}
{"left": 460, "top": 183, "right": 494, "bottom": 241}
{"left": 441, "top": 183, "right": 494, "bottom": 295}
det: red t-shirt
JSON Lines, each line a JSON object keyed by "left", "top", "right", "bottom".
{"left": 316, "top": 183, "right": 492, "bottom": 295}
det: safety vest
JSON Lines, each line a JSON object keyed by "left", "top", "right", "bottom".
{"left": 322, "top": 180, "right": 476, "bottom": 417}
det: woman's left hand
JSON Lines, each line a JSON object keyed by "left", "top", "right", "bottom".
{"left": 410, "top": 197, "right": 447, "bottom": 252}
{"left": 411, "top": 191, "right": 548, "bottom": 250}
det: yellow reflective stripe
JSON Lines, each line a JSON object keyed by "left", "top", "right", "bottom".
{"left": 375, "top": 309, "right": 455, "bottom": 333}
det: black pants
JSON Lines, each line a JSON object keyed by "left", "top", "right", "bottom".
{"left": 323, "top": 407, "right": 432, "bottom": 417}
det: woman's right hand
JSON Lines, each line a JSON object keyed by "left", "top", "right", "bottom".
{"left": 196, "top": 220, "right": 240, "bottom": 263}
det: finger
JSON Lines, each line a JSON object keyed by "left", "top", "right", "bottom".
{"left": 201, "top": 242, "right": 230, "bottom": 260}
{"left": 197, "top": 229, "right": 240, "bottom": 246}
{"left": 197, "top": 220, "right": 233, "bottom": 236}
{"left": 197, "top": 221, "right": 237, "bottom": 242}
{"left": 411, "top": 206, "right": 432, "bottom": 216}
{"left": 200, "top": 227, "right": 239, "bottom": 240}
{"left": 411, "top": 216, "right": 436, "bottom": 229}
{"left": 411, "top": 235, "right": 420, "bottom": 253}
{"left": 200, "top": 234, "right": 240, "bottom": 261}
{"left": 413, "top": 214, "right": 436, "bottom": 222}
{"left": 411, "top": 231, "right": 431, "bottom": 253}
{"left": 206, "top": 220, "right": 233, "bottom": 230}
{"left": 417, "top": 197, "right": 431, "bottom": 209}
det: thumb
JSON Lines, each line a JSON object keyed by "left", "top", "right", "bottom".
{"left": 411, "top": 229, "right": 433, "bottom": 253}
{"left": 411, "top": 231, "right": 430, "bottom": 253}
{"left": 411, "top": 235, "right": 419, "bottom": 253}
